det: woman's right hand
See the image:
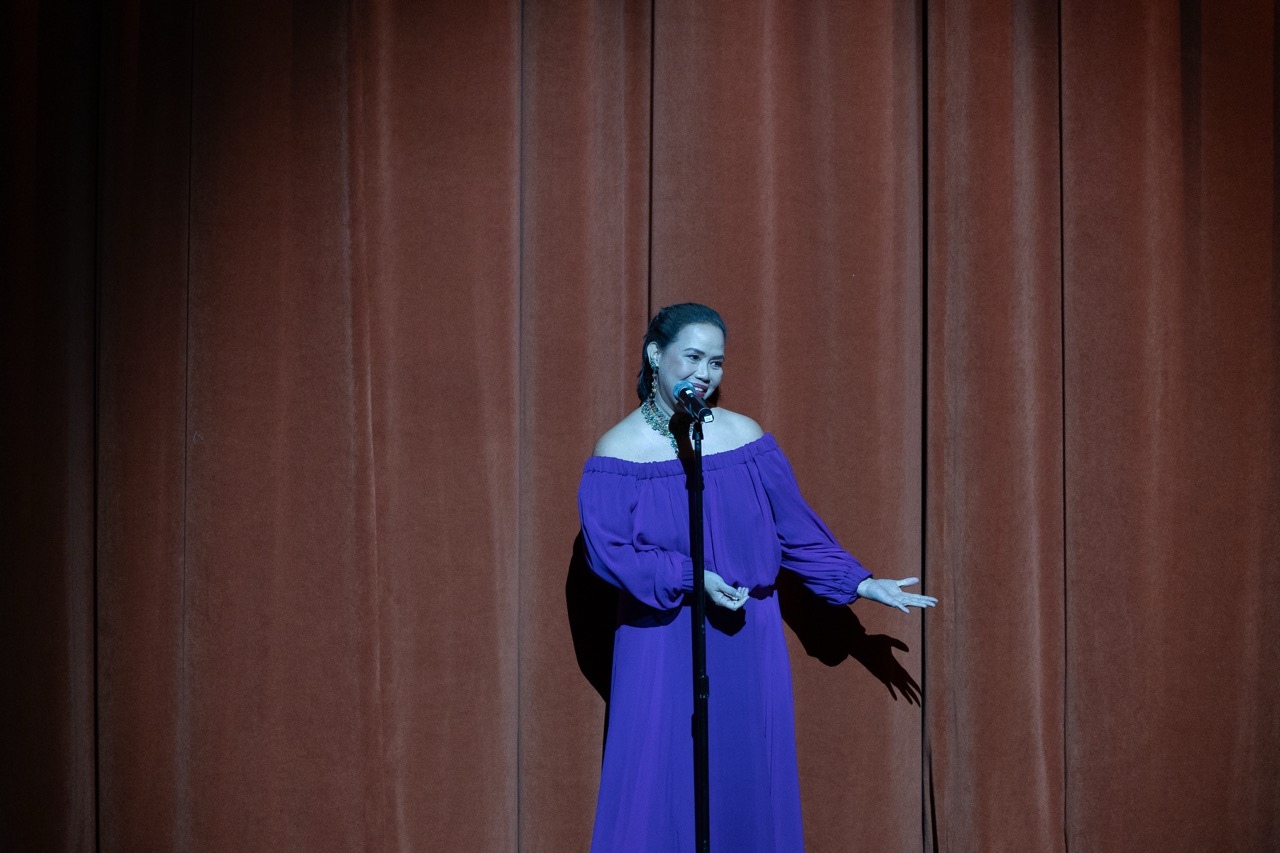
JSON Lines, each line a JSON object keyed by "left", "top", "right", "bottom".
{"left": 704, "top": 571, "right": 749, "bottom": 610}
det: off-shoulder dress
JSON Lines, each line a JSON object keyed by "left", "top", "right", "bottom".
{"left": 577, "top": 434, "right": 871, "bottom": 852}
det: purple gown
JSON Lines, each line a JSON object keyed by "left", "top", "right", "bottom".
{"left": 577, "top": 434, "right": 871, "bottom": 852}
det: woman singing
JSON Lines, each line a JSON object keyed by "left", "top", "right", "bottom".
{"left": 577, "top": 303, "right": 936, "bottom": 852}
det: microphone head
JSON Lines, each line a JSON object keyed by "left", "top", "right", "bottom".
{"left": 673, "top": 380, "right": 701, "bottom": 400}
{"left": 672, "top": 380, "right": 714, "bottom": 423}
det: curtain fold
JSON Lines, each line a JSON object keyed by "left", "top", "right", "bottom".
{"left": 1, "top": 2, "right": 100, "bottom": 850}
{"left": 925, "top": 1, "right": 1065, "bottom": 850}
{"left": 2, "top": 1, "right": 1277, "bottom": 851}
{"left": 1062, "top": 1, "right": 1280, "bottom": 849}
{"left": 517, "top": 1, "right": 652, "bottom": 849}
{"left": 95, "top": 1, "right": 193, "bottom": 849}
{"left": 649, "top": 3, "right": 926, "bottom": 847}
{"left": 348, "top": 1, "right": 524, "bottom": 848}
{"left": 181, "top": 0, "right": 379, "bottom": 846}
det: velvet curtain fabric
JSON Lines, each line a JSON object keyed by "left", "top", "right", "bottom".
{"left": 3, "top": 1, "right": 1277, "bottom": 850}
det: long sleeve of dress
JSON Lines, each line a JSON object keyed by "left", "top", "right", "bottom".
{"left": 756, "top": 444, "right": 871, "bottom": 605}
{"left": 578, "top": 466, "right": 696, "bottom": 611}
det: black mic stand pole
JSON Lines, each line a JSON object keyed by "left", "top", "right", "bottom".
{"left": 676, "top": 412, "right": 711, "bottom": 853}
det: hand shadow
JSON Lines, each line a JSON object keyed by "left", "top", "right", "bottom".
{"left": 776, "top": 571, "right": 923, "bottom": 705}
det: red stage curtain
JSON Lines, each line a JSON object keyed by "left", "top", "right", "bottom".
{"left": 1062, "top": 2, "right": 1280, "bottom": 850}
{"left": 2, "top": 1, "right": 1277, "bottom": 850}
{"left": 924, "top": 1, "right": 1066, "bottom": 849}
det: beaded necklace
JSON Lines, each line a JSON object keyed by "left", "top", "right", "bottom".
{"left": 641, "top": 396, "right": 692, "bottom": 456}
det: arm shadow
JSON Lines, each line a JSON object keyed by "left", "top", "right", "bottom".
{"left": 564, "top": 536, "right": 920, "bottom": 706}
{"left": 565, "top": 531, "right": 617, "bottom": 703}
{"left": 776, "top": 571, "right": 923, "bottom": 705}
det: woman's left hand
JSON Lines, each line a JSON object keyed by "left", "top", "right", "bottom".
{"left": 856, "top": 577, "right": 938, "bottom": 613}
{"left": 704, "top": 570, "right": 750, "bottom": 610}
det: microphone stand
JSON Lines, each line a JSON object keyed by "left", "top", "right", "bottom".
{"left": 674, "top": 411, "right": 710, "bottom": 853}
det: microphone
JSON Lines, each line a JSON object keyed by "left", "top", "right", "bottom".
{"left": 672, "top": 381, "right": 714, "bottom": 423}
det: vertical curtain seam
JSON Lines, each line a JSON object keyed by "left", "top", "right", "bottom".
{"left": 337, "top": 6, "right": 385, "bottom": 847}
{"left": 178, "top": 0, "right": 198, "bottom": 847}
{"left": 1056, "top": 1, "right": 1069, "bottom": 849}
{"left": 516, "top": 0, "right": 526, "bottom": 848}
{"left": 918, "top": 1, "right": 932, "bottom": 852}
{"left": 646, "top": 0, "right": 656, "bottom": 317}
{"left": 91, "top": 0, "right": 106, "bottom": 847}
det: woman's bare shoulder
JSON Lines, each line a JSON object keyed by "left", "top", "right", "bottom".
{"left": 592, "top": 409, "right": 667, "bottom": 462}
{"left": 707, "top": 407, "right": 765, "bottom": 451}
{"left": 591, "top": 407, "right": 765, "bottom": 462}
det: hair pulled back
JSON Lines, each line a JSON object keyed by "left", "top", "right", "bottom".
{"left": 635, "top": 303, "right": 727, "bottom": 402}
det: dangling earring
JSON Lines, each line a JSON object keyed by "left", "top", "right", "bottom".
{"left": 642, "top": 359, "right": 682, "bottom": 455}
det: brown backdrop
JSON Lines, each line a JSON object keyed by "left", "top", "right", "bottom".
{"left": 3, "top": 1, "right": 1277, "bottom": 851}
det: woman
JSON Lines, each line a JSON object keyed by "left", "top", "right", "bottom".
{"left": 578, "top": 303, "right": 936, "bottom": 852}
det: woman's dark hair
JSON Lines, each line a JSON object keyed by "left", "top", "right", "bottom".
{"left": 635, "top": 303, "right": 727, "bottom": 402}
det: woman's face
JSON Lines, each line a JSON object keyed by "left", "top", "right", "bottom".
{"left": 647, "top": 322, "right": 725, "bottom": 413}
